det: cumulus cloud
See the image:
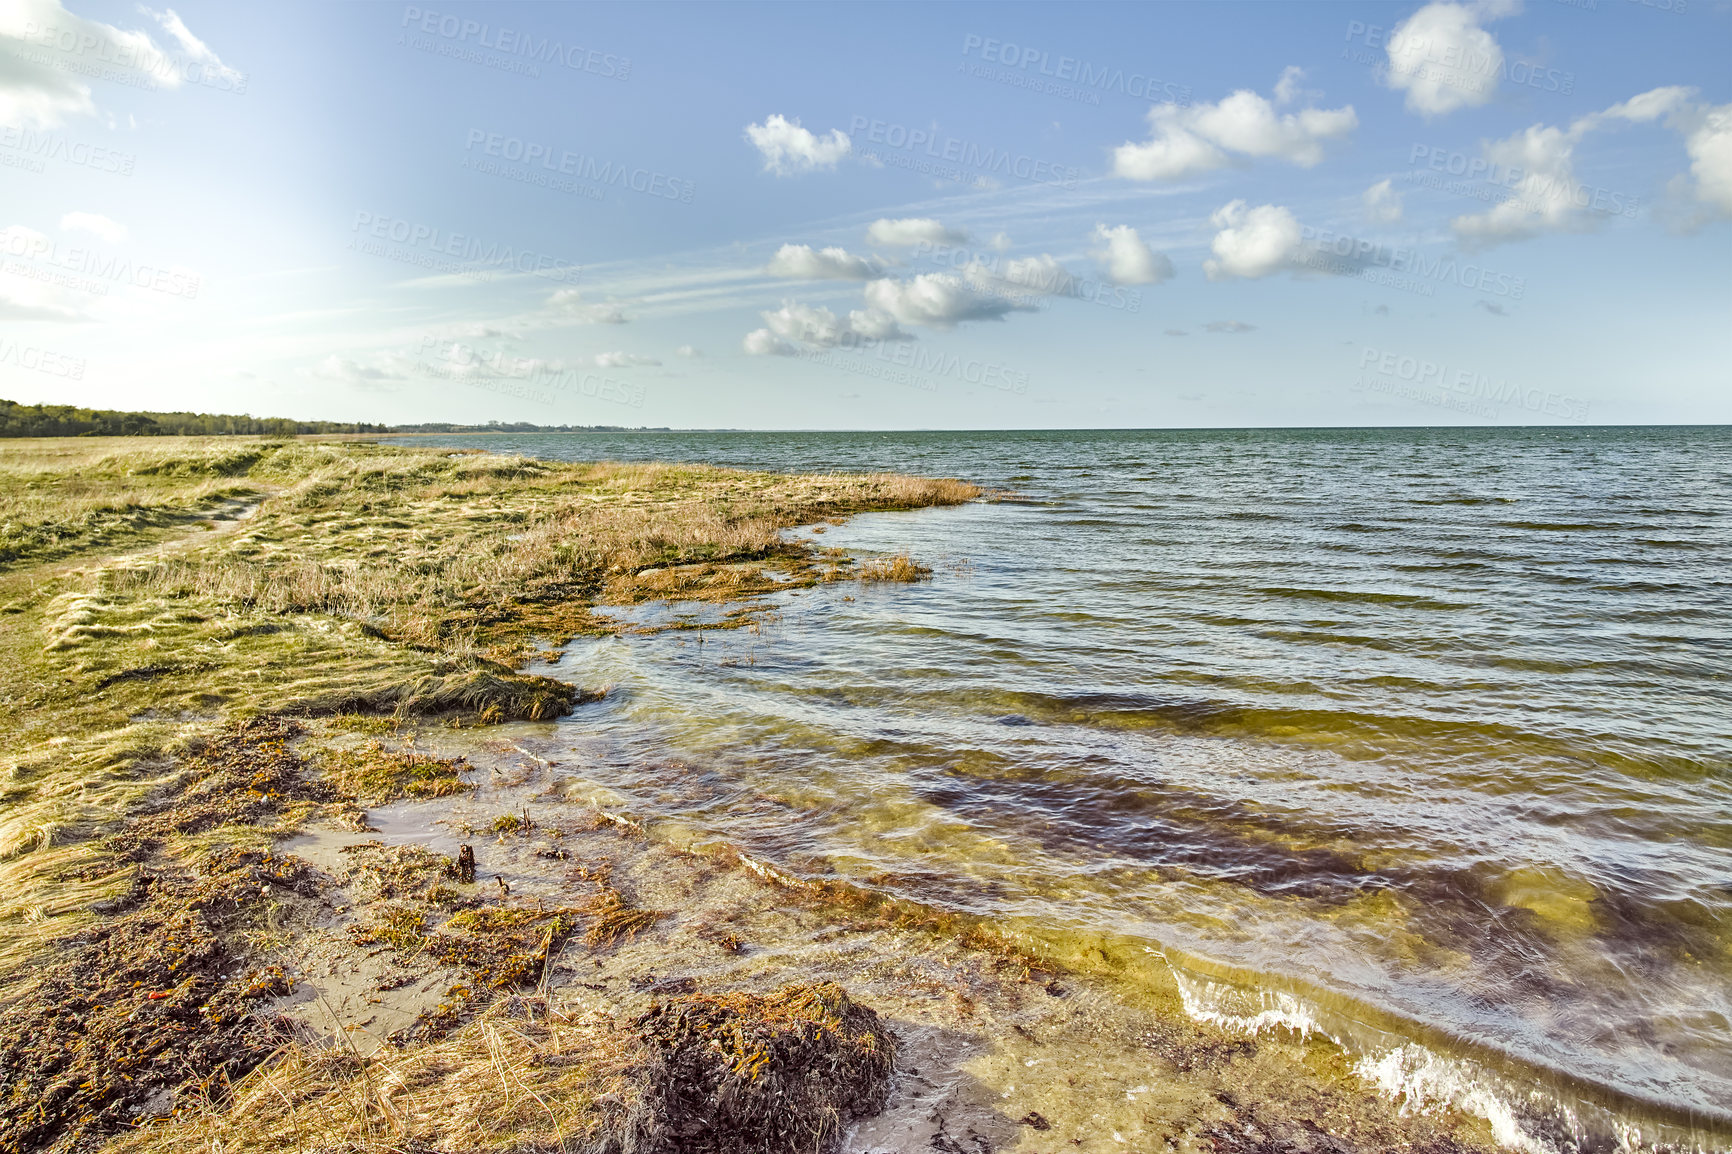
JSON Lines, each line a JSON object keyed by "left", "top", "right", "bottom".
{"left": 742, "top": 329, "right": 798, "bottom": 356}
{"left": 1451, "top": 86, "right": 1719, "bottom": 244}
{"left": 1384, "top": 0, "right": 1516, "bottom": 117}
{"left": 312, "top": 355, "right": 408, "bottom": 387}
{"left": 593, "top": 352, "right": 660, "bottom": 368}
{"left": 865, "top": 218, "right": 967, "bottom": 247}
{"left": 744, "top": 114, "right": 851, "bottom": 175}
{"left": 1669, "top": 101, "right": 1732, "bottom": 223}
{"left": 1113, "top": 70, "right": 1356, "bottom": 181}
{"left": 1164, "top": 328, "right": 1189, "bottom": 337}
{"left": 675, "top": 345, "right": 703, "bottom": 358}
{"left": 60, "top": 212, "right": 127, "bottom": 242}
{"left": 0, "top": 1, "right": 238, "bottom": 126}
{"left": 547, "top": 288, "right": 627, "bottom": 324}
{"left": 1363, "top": 179, "right": 1404, "bottom": 224}
{"left": 753, "top": 301, "right": 907, "bottom": 349}
{"left": 1091, "top": 224, "right": 1174, "bottom": 285}
{"left": 0, "top": 47, "right": 95, "bottom": 127}
{"left": 962, "top": 254, "right": 1077, "bottom": 301}
{"left": 1202, "top": 201, "right": 1304, "bottom": 279}
{"left": 864, "top": 273, "right": 1028, "bottom": 329}
{"left": 758, "top": 302, "right": 849, "bottom": 347}
{"left": 1203, "top": 320, "right": 1257, "bottom": 333}
{"left": 843, "top": 307, "right": 906, "bottom": 340}
{"left": 766, "top": 243, "right": 882, "bottom": 280}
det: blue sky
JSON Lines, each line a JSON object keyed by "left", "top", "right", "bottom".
{"left": 1, "top": 0, "right": 1727, "bottom": 429}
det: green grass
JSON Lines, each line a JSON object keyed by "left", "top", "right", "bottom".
{"left": 0, "top": 436, "right": 977, "bottom": 987}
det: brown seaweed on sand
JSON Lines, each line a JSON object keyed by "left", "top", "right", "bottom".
{"left": 0, "top": 850, "right": 312, "bottom": 1153}
{"left": 610, "top": 982, "right": 896, "bottom": 1154}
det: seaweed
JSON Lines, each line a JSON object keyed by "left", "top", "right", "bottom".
{"left": 0, "top": 849, "right": 317, "bottom": 1153}
{"left": 614, "top": 982, "right": 896, "bottom": 1154}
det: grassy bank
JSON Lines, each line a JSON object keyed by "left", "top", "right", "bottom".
{"left": 0, "top": 437, "right": 977, "bottom": 1150}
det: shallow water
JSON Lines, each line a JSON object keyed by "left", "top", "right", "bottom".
{"left": 391, "top": 427, "right": 1732, "bottom": 1144}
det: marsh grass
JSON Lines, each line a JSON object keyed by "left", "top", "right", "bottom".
{"left": 0, "top": 437, "right": 977, "bottom": 1151}
{"left": 0, "top": 438, "right": 975, "bottom": 982}
{"left": 0, "top": 438, "right": 279, "bottom": 569}
{"left": 319, "top": 742, "right": 471, "bottom": 806}
{"left": 856, "top": 551, "right": 932, "bottom": 583}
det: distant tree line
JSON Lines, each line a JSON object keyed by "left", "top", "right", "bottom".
{"left": 0, "top": 400, "right": 669, "bottom": 438}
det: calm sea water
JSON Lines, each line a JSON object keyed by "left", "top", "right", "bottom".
{"left": 391, "top": 428, "right": 1731, "bottom": 1143}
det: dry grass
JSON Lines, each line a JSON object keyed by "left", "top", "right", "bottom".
{"left": 112, "top": 979, "right": 896, "bottom": 1154}
{"left": 575, "top": 885, "right": 664, "bottom": 948}
{"left": 0, "top": 437, "right": 271, "bottom": 569}
{"left": 856, "top": 551, "right": 932, "bottom": 583}
{"left": 0, "top": 437, "right": 976, "bottom": 1152}
{"left": 0, "top": 439, "right": 975, "bottom": 989}
{"left": 108, "top": 996, "right": 637, "bottom": 1154}
{"left": 317, "top": 741, "right": 471, "bottom": 806}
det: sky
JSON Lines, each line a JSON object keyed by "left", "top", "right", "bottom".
{"left": 0, "top": 0, "right": 1727, "bottom": 430}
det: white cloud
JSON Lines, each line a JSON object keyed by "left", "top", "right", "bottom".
{"left": 1363, "top": 179, "right": 1404, "bottom": 224}
{"left": 1451, "top": 86, "right": 1719, "bottom": 244}
{"left": 593, "top": 351, "right": 660, "bottom": 368}
{"left": 755, "top": 301, "right": 908, "bottom": 349}
{"left": 143, "top": 7, "right": 217, "bottom": 64}
{"left": 1681, "top": 103, "right": 1732, "bottom": 217}
{"left": 863, "top": 273, "right": 1026, "bottom": 329}
{"left": 865, "top": 218, "right": 968, "bottom": 247}
{"left": 60, "top": 212, "right": 127, "bottom": 242}
{"left": 0, "top": 287, "right": 86, "bottom": 321}
{"left": 312, "top": 355, "right": 408, "bottom": 387}
{"left": 1384, "top": 0, "right": 1514, "bottom": 117}
{"left": 1202, "top": 201, "right": 1304, "bottom": 280}
{"left": 742, "top": 328, "right": 798, "bottom": 356}
{"left": 744, "top": 114, "right": 851, "bottom": 175}
{"left": 0, "top": 224, "right": 55, "bottom": 257}
{"left": 443, "top": 322, "right": 512, "bottom": 339}
{"left": 675, "top": 345, "right": 703, "bottom": 358}
{"left": 1273, "top": 65, "right": 1306, "bottom": 105}
{"left": 0, "top": 1, "right": 239, "bottom": 127}
{"left": 1091, "top": 224, "right": 1174, "bottom": 285}
{"left": 760, "top": 302, "right": 848, "bottom": 347}
{"left": 766, "top": 243, "right": 882, "bottom": 280}
{"left": 0, "top": 46, "right": 95, "bottom": 127}
{"left": 965, "top": 254, "right": 1077, "bottom": 299}
{"left": 1113, "top": 71, "right": 1356, "bottom": 181}
{"left": 844, "top": 308, "right": 905, "bottom": 340}
{"left": 547, "top": 288, "right": 627, "bottom": 324}
{"left": 1203, "top": 320, "right": 1257, "bottom": 333}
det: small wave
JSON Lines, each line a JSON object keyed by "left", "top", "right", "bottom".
{"left": 1253, "top": 586, "right": 1474, "bottom": 610}
{"left": 1170, "top": 965, "right": 1731, "bottom": 1153}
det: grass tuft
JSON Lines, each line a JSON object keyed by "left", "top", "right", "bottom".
{"left": 856, "top": 552, "right": 932, "bottom": 583}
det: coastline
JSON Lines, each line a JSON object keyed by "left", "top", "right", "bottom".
{"left": 0, "top": 436, "right": 1716, "bottom": 1153}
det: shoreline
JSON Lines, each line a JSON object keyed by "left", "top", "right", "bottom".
{"left": 0, "top": 436, "right": 1721, "bottom": 1153}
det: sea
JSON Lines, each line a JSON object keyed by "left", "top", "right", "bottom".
{"left": 387, "top": 427, "right": 1731, "bottom": 1150}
